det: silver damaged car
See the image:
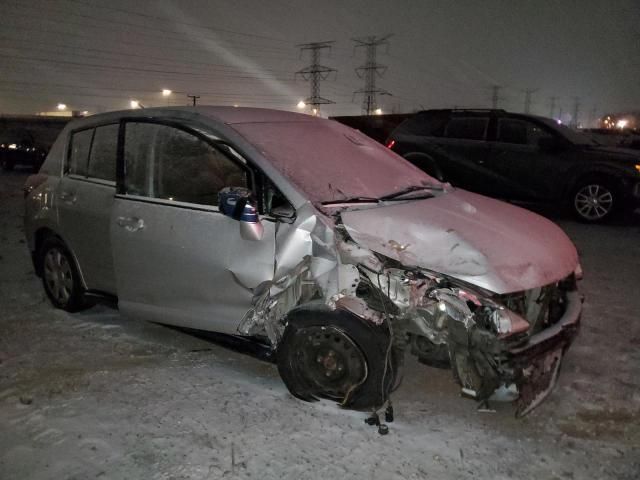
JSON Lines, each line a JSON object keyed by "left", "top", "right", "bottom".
{"left": 24, "top": 107, "right": 582, "bottom": 416}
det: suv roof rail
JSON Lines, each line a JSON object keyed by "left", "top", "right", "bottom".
{"left": 416, "top": 108, "right": 507, "bottom": 114}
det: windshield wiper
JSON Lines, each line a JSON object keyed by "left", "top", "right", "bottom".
{"left": 379, "top": 184, "right": 442, "bottom": 201}
{"left": 321, "top": 196, "right": 380, "bottom": 206}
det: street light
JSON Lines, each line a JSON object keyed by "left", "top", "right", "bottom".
{"left": 374, "top": 108, "right": 383, "bottom": 115}
{"left": 162, "top": 89, "right": 172, "bottom": 97}
{"left": 297, "top": 100, "right": 306, "bottom": 109}
{"left": 57, "top": 103, "right": 67, "bottom": 111}
{"left": 130, "top": 100, "right": 143, "bottom": 109}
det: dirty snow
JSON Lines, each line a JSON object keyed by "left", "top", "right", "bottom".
{"left": 1, "top": 170, "right": 639, "bottom": 479}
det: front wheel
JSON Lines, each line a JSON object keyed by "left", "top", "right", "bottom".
{"left": 571, "top": 180, "right": 617, "bottom": 223}
{"left": 277, "top": 306, "right": 399, "bottom": 411}
{"left": 40, "top": 237, "right": 89, "bottom": 312}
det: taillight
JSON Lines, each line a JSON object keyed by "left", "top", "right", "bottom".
{"left": 386, "top": 139, "right": 396, "bottom": 149}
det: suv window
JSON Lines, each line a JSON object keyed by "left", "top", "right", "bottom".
{"left": 497, "top": 118, "right": 554, "bottom": 146}
{"left": 124, "top": 122, "right": 248, "bottom": 206}
{"left": 397, "top": 112, "right": 447, "bottom": 137}
{"left": 87, "top": 124, "right": 118, "bottom": 182}
{"left": 68, "top": 129, "right": 93, "bottom": 176}
{"left": 445, "top": 117, "right": 488, "bottom": 140}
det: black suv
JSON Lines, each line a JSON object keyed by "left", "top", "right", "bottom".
{"left": 387, "top": 109, "right": 640, "bottom": 222}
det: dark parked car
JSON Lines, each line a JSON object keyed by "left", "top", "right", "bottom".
{"left": 387, "top": 109, "right": 640, "bottom": 222}
{"left": 0, "top": 142, "right": 47, "bottom": 172}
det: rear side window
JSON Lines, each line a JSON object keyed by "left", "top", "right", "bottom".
{"left": 124, "top": 122, "right": 248, "bottom": 206}
{"left": 445, "top": 117, "right": 488, "bottom": 140}
{"left": 396, "top": 113, "right": 447, "bottom": 137}
{"left": 68, "top": 129, "right": 93, "bottom": 176}
{"left": 87, "top": 124, "right": 118, "bottom": 182}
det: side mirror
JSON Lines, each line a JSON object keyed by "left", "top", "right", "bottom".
{"left": 218, "top": 187, "right": 264, "bottom": 241}
{"left": 270, "top": 203, "right": 296, "bottom": 223}
{"left": 538, "top": 136, "right": 562, "bottom": 152}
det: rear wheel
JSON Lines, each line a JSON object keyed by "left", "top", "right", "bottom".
{"left": 277, "top": 306, "right": 399, "bottom": 411}
{"left": 40, "top": 237, "right": 89, "bottom": 312}
{"left": 571, "top": 179, "right": 617, "bottom": 223}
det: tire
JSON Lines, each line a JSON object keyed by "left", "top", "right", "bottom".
{"left": 277, "top": 305, "right": 400, "bottom": 411}
{"left": 39, "top": 237, "right": 89, "bottom": 312}
{"left": 570, "top": 177, "right": 618, "bottom": 223}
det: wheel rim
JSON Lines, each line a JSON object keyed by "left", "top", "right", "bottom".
{"left": 43, "top": 247, "right": 73, "bottom": 304}
{"left": 574, "top": 184, "right": 613, "bottom": 220}
{"left": 292, "top": 326, "right": 367, "bottom": 400}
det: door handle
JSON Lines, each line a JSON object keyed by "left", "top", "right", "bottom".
{"left": 59, "top": 191, "right": 77, "bottom": 204}
{"left": 116, "top": 216, "right": 145, "bottom": 232}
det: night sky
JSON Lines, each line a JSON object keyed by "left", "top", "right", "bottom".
{"left": 1, "top": 0, "right": 638, "bottom": 123}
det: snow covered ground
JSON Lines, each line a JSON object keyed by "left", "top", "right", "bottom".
{"left": 1, "top": 169, "right": 638, "bottom": 479}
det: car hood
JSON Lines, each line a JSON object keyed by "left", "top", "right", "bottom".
{"left": 340, "top": 189, "right": 579, "bottom": 295}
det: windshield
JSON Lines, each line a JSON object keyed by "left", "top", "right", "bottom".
{"left": 231, "top": 119, "right": 440, "bottom": 204}
{"left": 535, "top": 117, "right": 599, "bottom": 146}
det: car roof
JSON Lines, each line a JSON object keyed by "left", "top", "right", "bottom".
{"left": 65, "top": 106, "right": 317, "bottom": 130}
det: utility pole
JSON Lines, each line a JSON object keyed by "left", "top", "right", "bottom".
{"left": 295, "top": 41, "right": 336, "bottom": 115}
{"left": 571, "top": 97, "right": 580, "bottom": 128}
{"left": 490, "top": 85, "right": 502, "bottom": 109}
{"left": 352, "top": 35, "right": 393, "bottom": 115}
{"left": 523, "top": 88, "right": 538, "bottom": 114}
{"left": 549, "top": 96, "right": 557, "bottom": 118}
{"left": 187, "top": 94, "right": 200, "bottom": 106}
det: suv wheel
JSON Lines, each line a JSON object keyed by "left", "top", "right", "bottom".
{"left": 571, "top": 180, "right": 617, "bottom": 223}
{"left": 40, "top": 237, "right": 89, "bottom": 312}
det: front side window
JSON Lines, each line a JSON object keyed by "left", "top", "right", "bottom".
{"left": 87, "top": 124, "right": 118, "bottom": 181}
{"left": 68, "top": 129, "right": 93, "bottom": 176}
{"left": 445, "top": 117, "right": 488, "bottom": 140}
{"left": 124, "top": 122, "right": 248, "bottom": 206}
{"left": 497, "top": 119, "right": 554, "bottom": 147}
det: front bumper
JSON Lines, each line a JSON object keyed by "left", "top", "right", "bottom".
{"left": 507, "top": 290, "right": 582, "bottom": 416}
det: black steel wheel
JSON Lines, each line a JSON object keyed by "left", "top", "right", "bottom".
{"left": 277, "top": 305, "right": 400, "bottom": 411}
{"left": 40, "top": 237, "right": 89, "bottom": 312}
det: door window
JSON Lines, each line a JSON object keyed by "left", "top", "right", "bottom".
{"left": 68, "top": 129, "right": 93, "bottom": 176}
{"left": 124, "top": 122, "right": 248, "bottom": 206}
{"left": 87, "top": 124, "right": 118, "bottom": 182}
{"left": 445, "top": 117, "right": 488, "bottom": 140}
{"left": 497, "top": 119, "right": 554, "bottom": 146}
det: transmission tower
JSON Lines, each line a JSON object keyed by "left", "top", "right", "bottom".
{"left": 295, "top": 41, "right": 336, "bottom": 115}
{"left": 523, "top": 88, "right": 538, "bottom": 114}
{"left": 352, "top": 35, "right": 393, "bottom": 115}
{"left": 571, "top": 97, "right": 581, "bottom": 127}
{"left": 549, "top": 96, "right": 557, "bottom": 118}
{"left": 489, "top": 85, "right": 502, "bottom": 109}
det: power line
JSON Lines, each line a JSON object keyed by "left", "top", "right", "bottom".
{"left": 295, "top": 41, "right": 336, "bottom": 114}
{"left": 352, "top": 35, "right": 393, "bottom": 115}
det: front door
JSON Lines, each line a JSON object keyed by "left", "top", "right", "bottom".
{"left": 110, "top": 121, "right": 276, "bottom": 334}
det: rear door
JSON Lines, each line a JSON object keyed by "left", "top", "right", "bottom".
{"left": 110, "top": 120, "right": 277, "bottom": 334}
{"left": 56, "top": 124, "right": 118, "bottom": 293}
{"left": 486, "top": 117, "right": 561, "bottom": 200}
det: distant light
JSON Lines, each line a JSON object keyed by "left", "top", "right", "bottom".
{"left": 130, "top": 100, "right": 141, "bottom": 109}
{"left": 57, "top": 103, "right": 67, "bottom": 111}
{"left": 81, "top": 110, "right": 89, "bottom": 116}
{"left": 297, "top": 101, "right": 306, "bottom": 109}
{"left": 635, "top": 164, "right": 640, "bottom": 174}
{"left": 8, "top": 144, "right": 17, "bottom": 150}
{"left": 617, "top": 119, "right": 628, "bottom": 129}
{"left": 162, "top": 89, "right": 172, "bottom": 97}
{"left": 312, "top": 108, "right": 318, "bottom": 115}
{"left": 386, "top": 139, "right": 396, "bottom": 149}
{"left": 556, "top": 119, "right": 562, "bottom": 125}
{"left": 374, "top": 108, "right": 383, "bottom": 115}
{"left": 233, "top": 104, "right": 239, "bottom": 107}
